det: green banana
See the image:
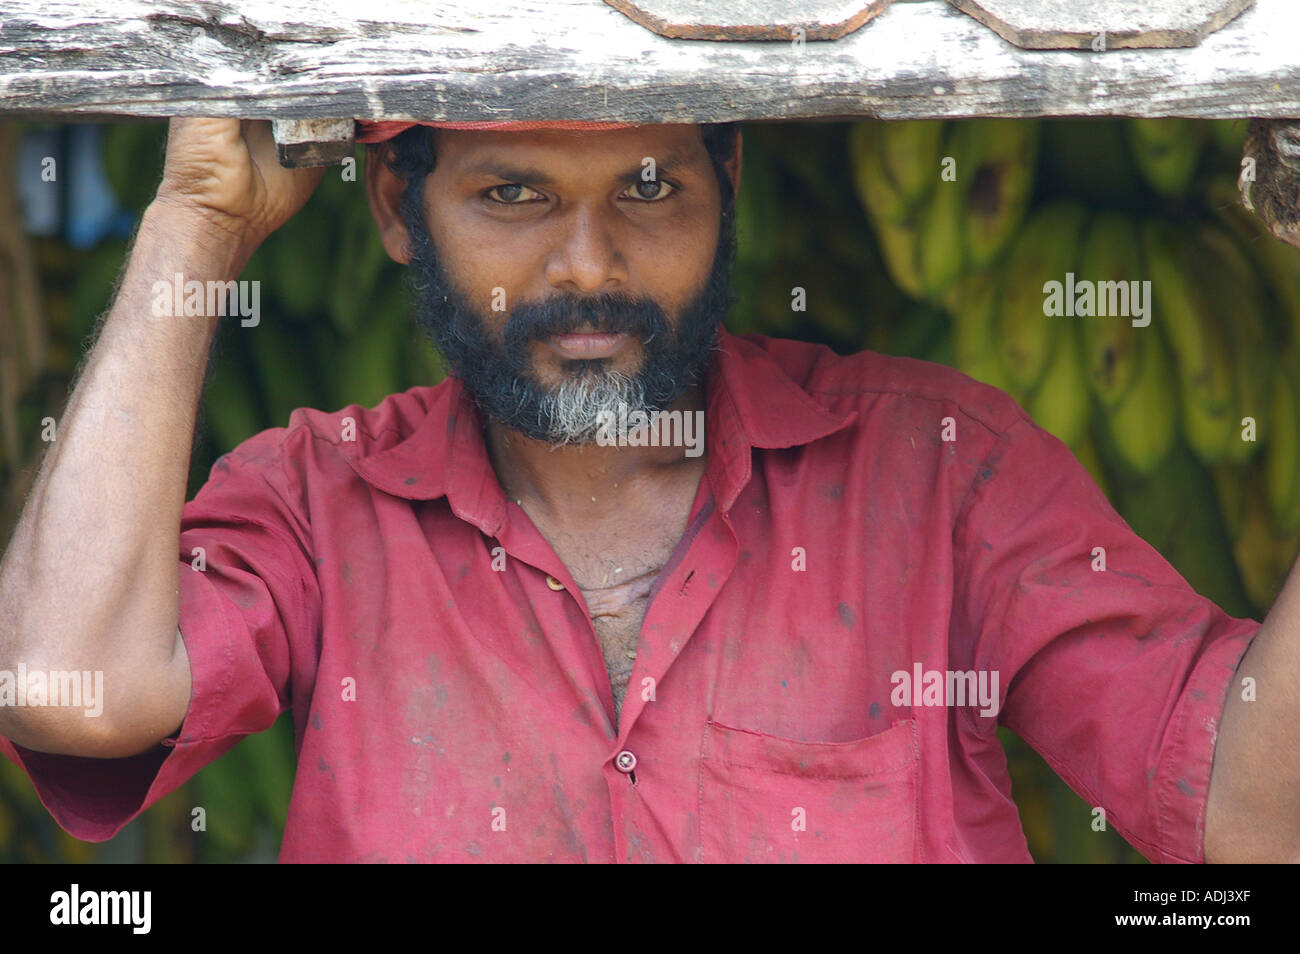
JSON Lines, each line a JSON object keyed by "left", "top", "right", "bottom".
{"left": 1142, "top": 220, "right": 1236, "bottom": 463}
{"left": 994, "top": 201, "right": 1088, "bottom": 394}
{"left": 1248, "top": 233, "right": 1300, "bottom": 351}
{"left": 1103, "top": 326, "right": 1179, "bottom": 476}
{"left": 1078, "top": 212, "right": 1145, "bottom": 410}
{"left": 849, "top": 122, "right": 913, "bottom": 227}
{"left": 1207, "top": 176, "right": 1300, "bottom": 349}
{"left": 1027, "top": 318, "right": 1090, "bottom": 449}
{"left": 851, "top": 120, "right": 961, "bottom": 301}
{"left": 872, "top": 216, "right": 927, "bottom": 300}
{"left": 949, "top": 119, "right": 1041, "bottom": 271}
{"left": 1265, "top": 349, "right": 1300, "bottom": 534}
{"left": 1235, "top": 467, "right": 1300, "bottom": 611}
{"left": 914, "top": 178, "right": 967, "bottom": 302}
{"left": 1128, "top": 119, "right": 1204, "bottom": 197}
{"left": 1194, "top": 224, "right": 1274, "bottom": 465}
{"left": 948, "top": 268, "right": 1018, "bottom": 397}
{"left": 877, "top": 120, "right": 947, "bottom": 212}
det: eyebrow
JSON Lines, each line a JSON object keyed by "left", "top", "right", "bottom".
{"left": 460, "top": 148, "right": 698, "bottom": 186}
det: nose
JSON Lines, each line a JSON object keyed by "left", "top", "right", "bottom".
{"left": 543, "top": 204, "right": 628, "bottom": 294}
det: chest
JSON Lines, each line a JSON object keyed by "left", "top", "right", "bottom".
{"left": 302, "top": 469, "right": 971, "bottom": 861}
{"left": 565, "top": 530, "right": 678, "bottom": 682}
{"left": 559, "top": 524, "right": 682, "bottom": 669}
{"left": 521, "top": 484, "right": 701, "bottom": 710}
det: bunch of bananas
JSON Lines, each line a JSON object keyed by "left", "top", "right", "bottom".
{"left": 849, "top": 119, "right": 1041, "bottom": 305}
{"left": 842, "top": 116, "right": 1300, "bottom": 618}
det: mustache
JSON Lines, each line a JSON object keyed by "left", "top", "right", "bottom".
{"left": 502, "top": 293, "right": 671, "bottom": 350}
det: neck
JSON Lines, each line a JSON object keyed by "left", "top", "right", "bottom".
{"left": 483, "top": 384, "right": 708, "bottom": 523}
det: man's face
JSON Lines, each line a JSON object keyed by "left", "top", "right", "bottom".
{"left": 397, "top": 125, "right": 736, "bottom": 444}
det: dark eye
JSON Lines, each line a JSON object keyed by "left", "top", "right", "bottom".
{"left": 625, "top": 179, "right": 675, "bottom": 202}
{"left": 488, "top": 183, "right": 543, "bottom": 204}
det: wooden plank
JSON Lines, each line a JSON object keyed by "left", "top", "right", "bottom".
{"left": 0, "top": 0, "right": 1297, "bottom": 122}
{"left": 603, "top": 0, "right": 892, "bottom": 41}
{"left": 271, "top": 118, "right": 354, "bottom": 166}
{"left": 946, "top": 0, "right": 1255, "bottom": 50}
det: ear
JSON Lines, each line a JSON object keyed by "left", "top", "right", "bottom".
{"left": 364, "top": 142, "right": 416, "bottom": 265}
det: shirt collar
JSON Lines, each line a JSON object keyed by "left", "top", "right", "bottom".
{"left": 350, "top": 327, "right": 858, "bottom": 528}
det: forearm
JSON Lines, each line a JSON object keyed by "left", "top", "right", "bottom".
{"left": 0, "top": 202, "right": 245, "bottom": 754}
{"left": 1205, "top": 553, "right": 1300, "bottom": 862}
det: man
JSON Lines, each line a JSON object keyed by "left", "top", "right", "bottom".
{"left": 0, "top": 116, "right": 1294, "bottom": 863}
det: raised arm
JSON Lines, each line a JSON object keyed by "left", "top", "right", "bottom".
{"left": 0, "top": 118, "right": 322, "bottom": 758}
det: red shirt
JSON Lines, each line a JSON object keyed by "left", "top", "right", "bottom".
{"left": 2, "top": 328, "right": 1259, "bottom": 862}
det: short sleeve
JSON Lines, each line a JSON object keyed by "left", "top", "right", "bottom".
{"left": 0, "top": 427, "right": 318, "bottom": 843}
{"left": 951, "top": 416, "right": 1260, "bottom": 864}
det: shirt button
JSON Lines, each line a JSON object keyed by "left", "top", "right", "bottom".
{"left": 545, "top": 575, "right": 565, "bottom": 591}
{"left": 614, "top": 750, "right": 637, "bottom": 774}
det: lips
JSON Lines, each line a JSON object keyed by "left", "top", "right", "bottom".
{"left": 546, "top": 330, "right": 631, "bottom": 360}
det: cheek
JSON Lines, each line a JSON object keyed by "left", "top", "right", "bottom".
{"left": 631, "top": 207, "right": 720, "bottom": 303}
{"left": 429, "top": 208, "right": 536, "bottom": 303}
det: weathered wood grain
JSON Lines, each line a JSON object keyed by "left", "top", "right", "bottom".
{"left": 946, "top": 0, "right": 1255, "bottom": 50}
{"left": 603, "top": 0, "right": 892, "bottom": 41}
{"left": 0, "top": 0, "right": 1296, "bottom": 122}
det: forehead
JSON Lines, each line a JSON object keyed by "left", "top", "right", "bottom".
{"left": 430, "top": 123, "right": 710, "bottom": 174}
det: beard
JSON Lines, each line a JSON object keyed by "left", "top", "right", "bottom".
{"left": 402, "top": 200, "right": 735, "bottom": 446}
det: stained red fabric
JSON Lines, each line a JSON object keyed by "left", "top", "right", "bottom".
{"left": 1, "top": 328, "right": 1259, "bottom": 862}
{"left": 355, "top": 119, "right": 638, "bottom": 143}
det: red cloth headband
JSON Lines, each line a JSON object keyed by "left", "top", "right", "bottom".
{"left": 355, "top": 120, "right": 639, "bottom": 143}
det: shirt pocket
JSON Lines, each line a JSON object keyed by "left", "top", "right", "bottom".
{"left": 699, "top": 718, "right": 919, "bottom": 863}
